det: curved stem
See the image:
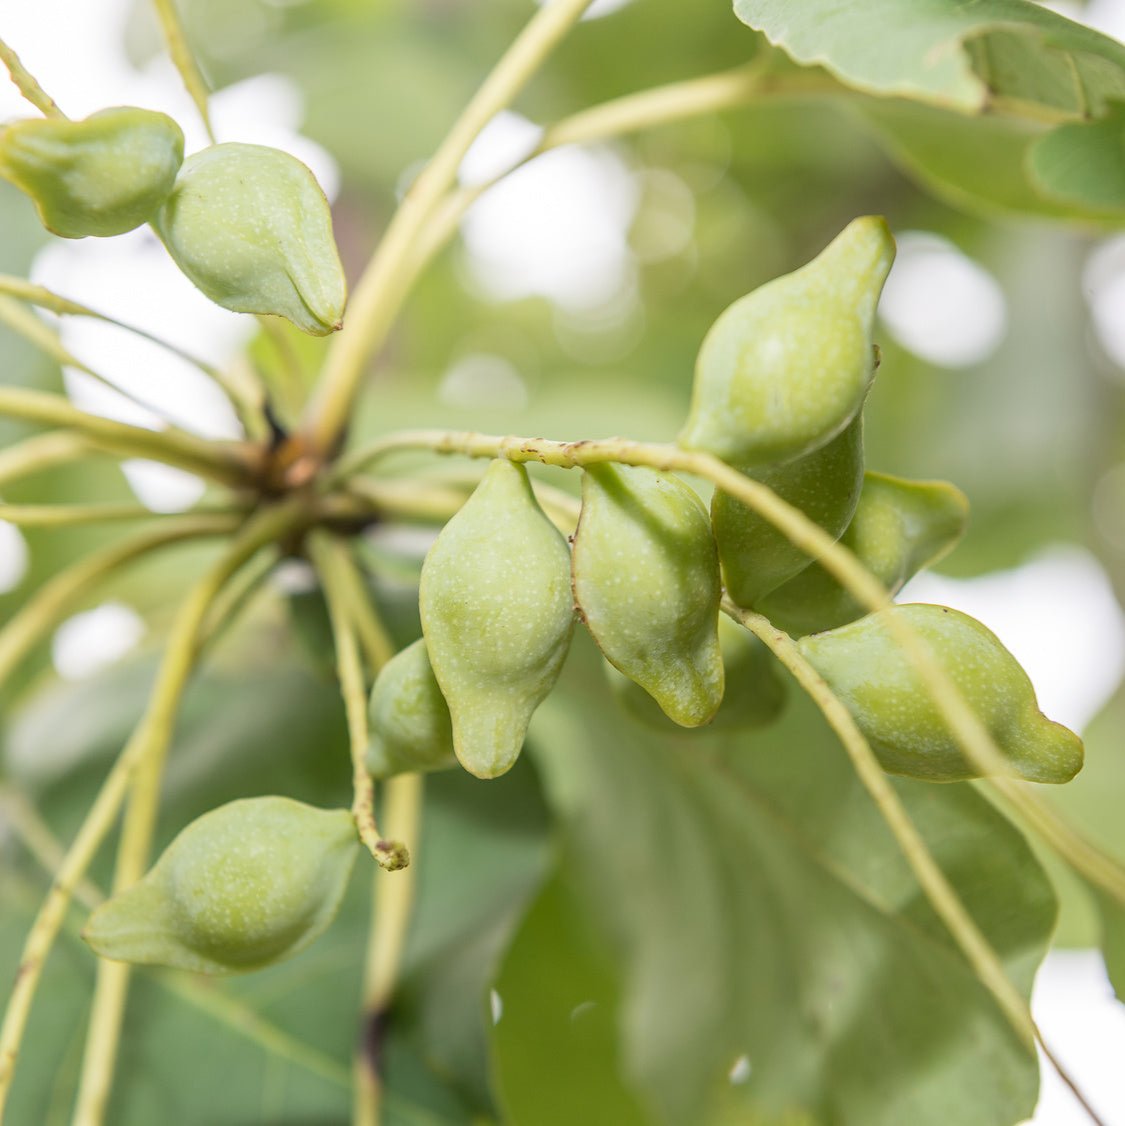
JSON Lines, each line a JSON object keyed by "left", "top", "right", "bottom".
{"left": 300, "top": 0, "right": 595, "bottom": 456}
{"left": 0, "top": 386, "right": 258, "bottom": 486}
{"left": 151, "top": 0, "right": 214, "bottom": 142}
{"left": 307, "top": 531, "right": 408, "bottom": 871}
{"left": 331, "top": 543, "right": 396, "bottom": 673}
{"left": 728, "top": 604, "right": 1105, "bottom": 1126}
{"left": 0, "top": 431, "right": 93, "bottom": 491}
{"left": 331, "top": 427, "right": 1125, "bottom": 907}
{"left": 69, "top": 501, "right": 306, "bottom": 1126}
{"left": 0, "top": 512, "right": 242, "bottom": 691}
{"left": 0, "top": 37, "right": 64, "bottom": 117}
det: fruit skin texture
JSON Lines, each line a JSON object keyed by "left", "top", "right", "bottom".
{"left": 678, "top": 216, "right": 895, "bottom": 466}
{"left": 797, "top": 604, "right": 1084, "bottom": 784}
{"left": 82, "top": 797, "right": 358, "bottom": 975}
{"left": 0, "top": 107, "right": 184, "bottom": 238}
{"left": 713, "top": 414, "right": 864, "bottom": 608}
{"left": 573, "top": 463, "right": 724, "bottom": 727}
{"left": 366, "top": 638, "right": 456, "bottom": 778}
{"left": 608, "top": 613, "right": 786, "bottom": 733}
{"left": 419, "top": 459, "right": 574, "bottom": 779}
{"left": 757, "top": 472, "right": 969, "bottom": 636}
{"left": 154, "top": 142, "right": 346, "bottom": 335}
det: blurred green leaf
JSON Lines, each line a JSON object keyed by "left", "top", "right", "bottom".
{"left": 734, "top": 0, "right": 1125, "bottom": 116}
{"left": 1028, "top": 102, "right": 1125, "bottom": 212}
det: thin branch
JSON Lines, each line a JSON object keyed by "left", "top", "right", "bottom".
{"left": 306, "top": 531, "right": 408, "bottom": 871}
{"left": 300, "top": 0, "right": 596, "bottom": 456}
{"left": 0, "top": 37, "right": 64, "bottom": 117}
{"left": 151, "top": 0, "right": 215, "bottom": 142}
{"left": 0, "top": 431, "right": 93, "bottom": 491}
{"left": 0, "top": 502, "right": 246, "bottom": 527}
{"left": 0, "top": 386, "right": 258, "bottom": 486}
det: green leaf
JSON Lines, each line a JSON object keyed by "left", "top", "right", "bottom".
{"left": 1088, "top": 885, "right": 1125, "bottom": 1002}
{"left": 733, "top": 0, "right": 1125, "bottom": 118}
{"left": 1027, "top": 101, "right": 1125, "bottom": 212}
{"left": 491, "top": 872, "right": 650, "bottom": 1126}
{"left": 519, "top": 635, "right": 1054, "bottom": 1126}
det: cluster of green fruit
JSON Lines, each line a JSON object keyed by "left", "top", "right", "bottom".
{"left": 0, "top": 106, "right": 345, "bottom": 334}
{"left": 79, "top": 218, "right": 1082, "bottom": 980}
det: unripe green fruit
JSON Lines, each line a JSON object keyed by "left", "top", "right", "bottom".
{"left": 0, "top": 107, "right": 184, "bottom": 238}
{"left": 366, "top": 638, "right": 456, "bottom": 779}
{"left": 797, "top": 604, "right": 1084, "bottom": 783}
{"left": 82, "top": 797, "right": 358, "bottom": 974}
{"left": 757, "top": 472, "right": 969, "bottom": 636}
{"left": 154, "top": 142, "right": 346, "bottom": 335}
{"left": 713, "top": 414, "right": 864, "bottom": 608}
{"left": 573, "top": 464, "right": 723, "bottom": 727}
{"left": 419, "top": 459, "right": 574, "bottom": 779}
{"left": 679, "top": 216, "right": 895, "bottom": 465}
{"left": 608, "top": 614, "right": 786, "bottom": 733}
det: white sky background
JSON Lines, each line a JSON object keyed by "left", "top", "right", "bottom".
{"left": 1, "top": 1, "right": 1125, "bottom": 1121}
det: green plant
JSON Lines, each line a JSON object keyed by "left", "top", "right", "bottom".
{"left": 2, "top": 2, "right": 1125, "bottom": 1125}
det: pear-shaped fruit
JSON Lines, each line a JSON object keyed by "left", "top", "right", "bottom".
{"left": 573, "top": 464, "right": 723, "bottom": 726}
{"left": 366, "top": 638, "right": 456, "bottom": 778}
{"left": 797, "top": 604, "right": 1083, "bottom": 783}
{"left": 154, "top": 142, "right": 346, "bottom": 335}
{"left": 419, "top": 459, "right": 574, "bottom": 778}
{"left": 758, "top": 472, "right": 969, "bottom": 636}
{"left": 679, "top": 216, "right": 895, "bottom": 466}
{"left": 82, "top": 797, "right": 358, "bottom": 974}
{"left": 713, "top": 414, "right": 864, "bottom": 608}
{"left": 0, "top": 107, "right": 184, "bottom": 238}
{"left": 608, "top": 614, "right": 787, "bottom": 733}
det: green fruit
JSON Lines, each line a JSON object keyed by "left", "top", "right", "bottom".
{"left": 154, "top": 142, "right": 346, "bottom": 335}
{"left": 679, "top": 216, "right": 895, "bottom": 465}
{"left": 713, "top": 414, "right": 864, "bottom": 608}
{"left": 82, "top": 797, "right": 358, "bottom": 974}
{"left": 758, "top": 472, "right": 969, "bottom": 636}
{"left": 0, "top": 107, "right": 184, "bottom": 238}
{"left": 366, "top": 638, "right": 456, "bottom": 778}
{"left": 797, "top": 604, "right": 1084, "bottom": 783}
{"left": 419, "top": 459, "right": 574, "bottom": 779}
{"left": 608, "top": 614, "right": 787, "bottom": 733}
{"left": 573, "top": 464, "right": 723, "bottom": 726}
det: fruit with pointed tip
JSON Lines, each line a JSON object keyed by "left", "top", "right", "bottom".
{"left": 757, "top": 472, "right": 969, "bottom": 636}
{"left": 0, "top": 107, "right": 184, "bottom": 238}
{"left": 679, "top": 216, "right": 895, "bottom": 466}
{"left": 419, "top": 459, "right": 574, "bottom": 778}
{"left": 82, "top": 797, "right": 358, "bottom": 974}
{"left": 573, "top": 463, "right": 723, "bottom": 726}
{"left": 154, "top": 142, "right": 346, "bottom": 335}
{"left": 797, "top": 604, "right": 1084, "bottom": 783}
{"left": 366, "top": 638, "right": 456, "bottom": 778}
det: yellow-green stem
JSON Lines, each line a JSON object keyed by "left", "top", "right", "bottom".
{"left": 0, "top": 386, "right": 257, "bottom": 486}
{"left": 0, "top": 513, "right": 242, "bottom": 691}
{"left": 0, "top": 38, "right": 64, "bottom": 117}
{"left": 355, "top": 773, "right": 424, "bottom": 1126}
{"left": 301, "top": 0, "right": 595, "bottom": 456}
{"left": 0, "top": 502, "right": 246, "bottom": 528}
{"left": 331, "top": 428, "right": 1125, "bottom": 907}
{"left": 69, "top": 502, "right": 306, "bottom": 1126}
{"left": 728, "top": 604, "right": 1105, "bottom": 1126}
{"left": 307, "top": 532, "right": 408, "bottom": 871}
{"left": 0, "top": 431, "right": 93, "bottom": 491}
{"left": 151, "top": 0, "right": 214, "bottom": 142}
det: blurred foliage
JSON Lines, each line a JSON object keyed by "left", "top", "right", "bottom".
{"left": 4, "top": 0, "right": 1125, "bottom": 1122}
